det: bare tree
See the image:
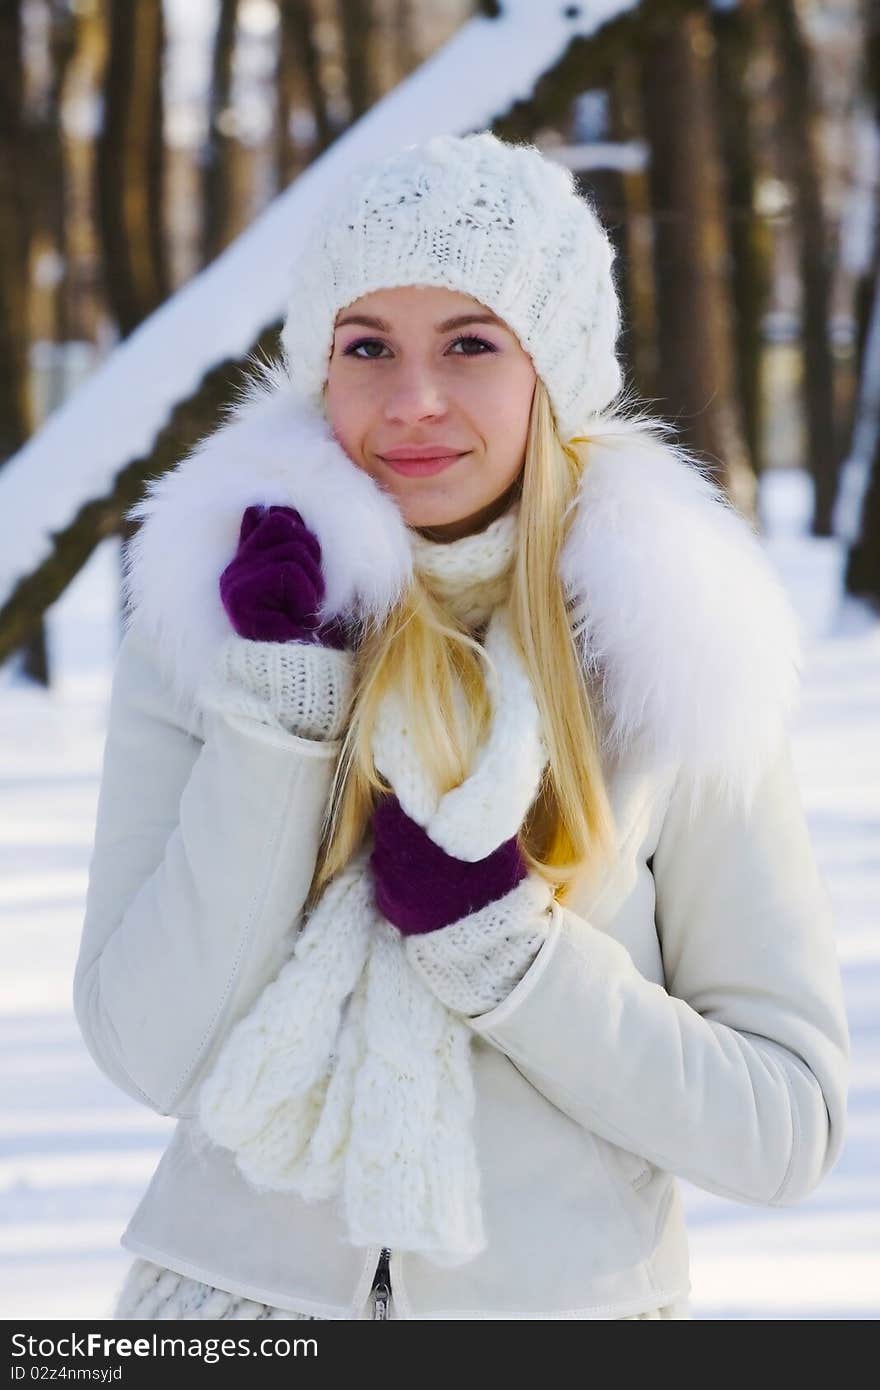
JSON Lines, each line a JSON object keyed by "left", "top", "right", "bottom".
{"left": 709, "top": 0, "right": 773, "bottom": 477}
{"left": 844, "top": 265, "right": 880, "bottom": 606}
{"left": 0, "top": 1, "right": 53, "bottom": 683}
{"left": 95, "top": 0, "right": 169, "bottom": 337}
{"left": 608, "top": 52, "right": 660, "bottom": 402}
{"left": 202, "top": 0, "right": 240, "bottom": 265}
{"left": 275, "top": 0, "right": 335, "bottom": 187}
{"left": 765, "top": 0, "right": 840, "bottom": 536}
{"left": 843, "top": 0, "right": 880, "bottom": 604}
{"left": 639, "top": 2, "right": 756, "bottom": 517}
{"left": 393, "top": 0, "right": 419, "bottom": 80}
{"left": 95, "top": 0, "right": 170, "bottom": 641}
{"left": 31, "top": 3, "right": 78, "bottom": 379}
{"left": 337, "top": 0, "right": 377, "bottom": 121}
{"left": 0, "top": 0, "right": 30, "bottom": 463}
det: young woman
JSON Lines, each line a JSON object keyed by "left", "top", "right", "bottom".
{"left": 75, "top": 132, "right": 850, "bottom": 1321}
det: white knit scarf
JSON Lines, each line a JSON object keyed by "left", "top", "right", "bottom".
{"left": 195, "top": 503, "right": 555, "bottom": 1266}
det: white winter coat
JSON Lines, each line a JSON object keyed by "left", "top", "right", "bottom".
{"left": 74, "top": 380, "right": 850, "bottom": 1319}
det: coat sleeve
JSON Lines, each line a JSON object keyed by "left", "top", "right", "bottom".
{"left": 461, "top": 735, "right": 851, "bottom": 1207}
{"left": 73, "top": 614, "right": 347, "bottom": 1119}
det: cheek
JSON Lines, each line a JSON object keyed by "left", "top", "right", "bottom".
{"left": 323, "top": 378, "right": 369, "bottom": 463}
{"left": 475, "top": 366, "right": 535, "bottom": 458}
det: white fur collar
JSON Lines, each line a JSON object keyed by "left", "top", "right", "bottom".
{"left": 122, "top": 358, "right": 803, "bottom": 813}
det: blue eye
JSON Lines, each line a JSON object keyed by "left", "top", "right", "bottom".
{"left": 341, "top": 335, "right": 496, "bottom": 359}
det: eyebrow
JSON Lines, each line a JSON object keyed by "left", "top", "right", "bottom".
{"left": 334, "top": 312, "right": 506, "bottom": 333}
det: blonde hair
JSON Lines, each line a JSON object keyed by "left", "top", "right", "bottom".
{"left": 304, "top": 375, "right": 618, "bottom": 916}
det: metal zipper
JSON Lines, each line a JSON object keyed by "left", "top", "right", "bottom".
{"left": 370, "top": 1246, "right": 392, "bottom": 1320}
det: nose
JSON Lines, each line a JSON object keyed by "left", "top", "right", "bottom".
{"left": 382, "top": 364, "right": 448, "bottom": 424}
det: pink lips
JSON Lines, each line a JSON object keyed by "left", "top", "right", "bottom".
{"left": 378, "top": 446, "right": 469, "bottom": 477}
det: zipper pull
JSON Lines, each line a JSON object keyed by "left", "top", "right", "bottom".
{"left": 372, "top": 1277, "right": 391, "bottom": 1319}
{"left": 371, "top": 1246, "right": 392, "bottom": 1320}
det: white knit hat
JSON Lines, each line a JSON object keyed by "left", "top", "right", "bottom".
{"left": 279, "top": 131, "right": 624, "bottom": 441}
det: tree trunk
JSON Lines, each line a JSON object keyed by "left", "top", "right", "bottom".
{"left": 202, "top": 0, "right": 239, "bottom": 265}
{"left": 766, "top": 0, "right": 840, "bottom": 536}
{"left": 709, "top": 0, "right": 772, "bottom": 477}
{"left": 0, "top": 0, "right": 31, "bottom": 462}
{"left": 31, "top": 3, "right": 77, "bottom": 395}
{"left": 843, "top": 290, "right": 880, "bottom": 605}
{"left": 337, "top": 0, "right": 376, "bottom": 121}
{"left": 607, "top": 53, "right": 659, "bottom": 403}
{"left": 393, "top": 0, "right": 419, "bottom": 80}
{"left": 638, "top": 3, "right": 756, "bottom": 518}
{"left": 0, "top": 1, "right": 49, "bottom": 684}
{"left": 276, "top": 0, "right": 335, "bottom": 186}
{"left": 96, "top": 0, "right": 169, "bottom": 338}
{"left": 96, "top": 0, "right": 170, "bottom": 638}
{"left": 842, "top": 0, "right": 880, "bottom": 604}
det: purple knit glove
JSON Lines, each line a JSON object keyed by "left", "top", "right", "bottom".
{"left": 369, "top": 792, "right": 528, "bottom": 936}
{"left": 219, "top": 504, "right": 348, "bottom": 648}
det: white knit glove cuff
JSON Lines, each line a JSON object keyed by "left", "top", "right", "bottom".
{"left": 405, "top": 873, "right": 555, "bottom": 1017}
{"left": 199, "top": 634, "right": 355, "bottom": 742}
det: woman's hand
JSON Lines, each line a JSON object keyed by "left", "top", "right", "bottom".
{"left": 368, "top": 791, "right": 527, "bottom": 936}
{"left": 219, "top": 504, "right": 348, "bottom": 648}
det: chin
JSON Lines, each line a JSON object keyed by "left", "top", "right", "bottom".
{"left": 400, "top": 498, "right": 470, "bottom": 530}
{"left": 379, "top": 483, "right": 462, "bottom": 526}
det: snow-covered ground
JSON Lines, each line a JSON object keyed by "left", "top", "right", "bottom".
{"left": 0, "top": 467, "right": 877, "bottom": 1320}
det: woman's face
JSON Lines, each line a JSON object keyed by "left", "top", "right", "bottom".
{"left": 322, "top": 285, "right": 537, "bottom": 541}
